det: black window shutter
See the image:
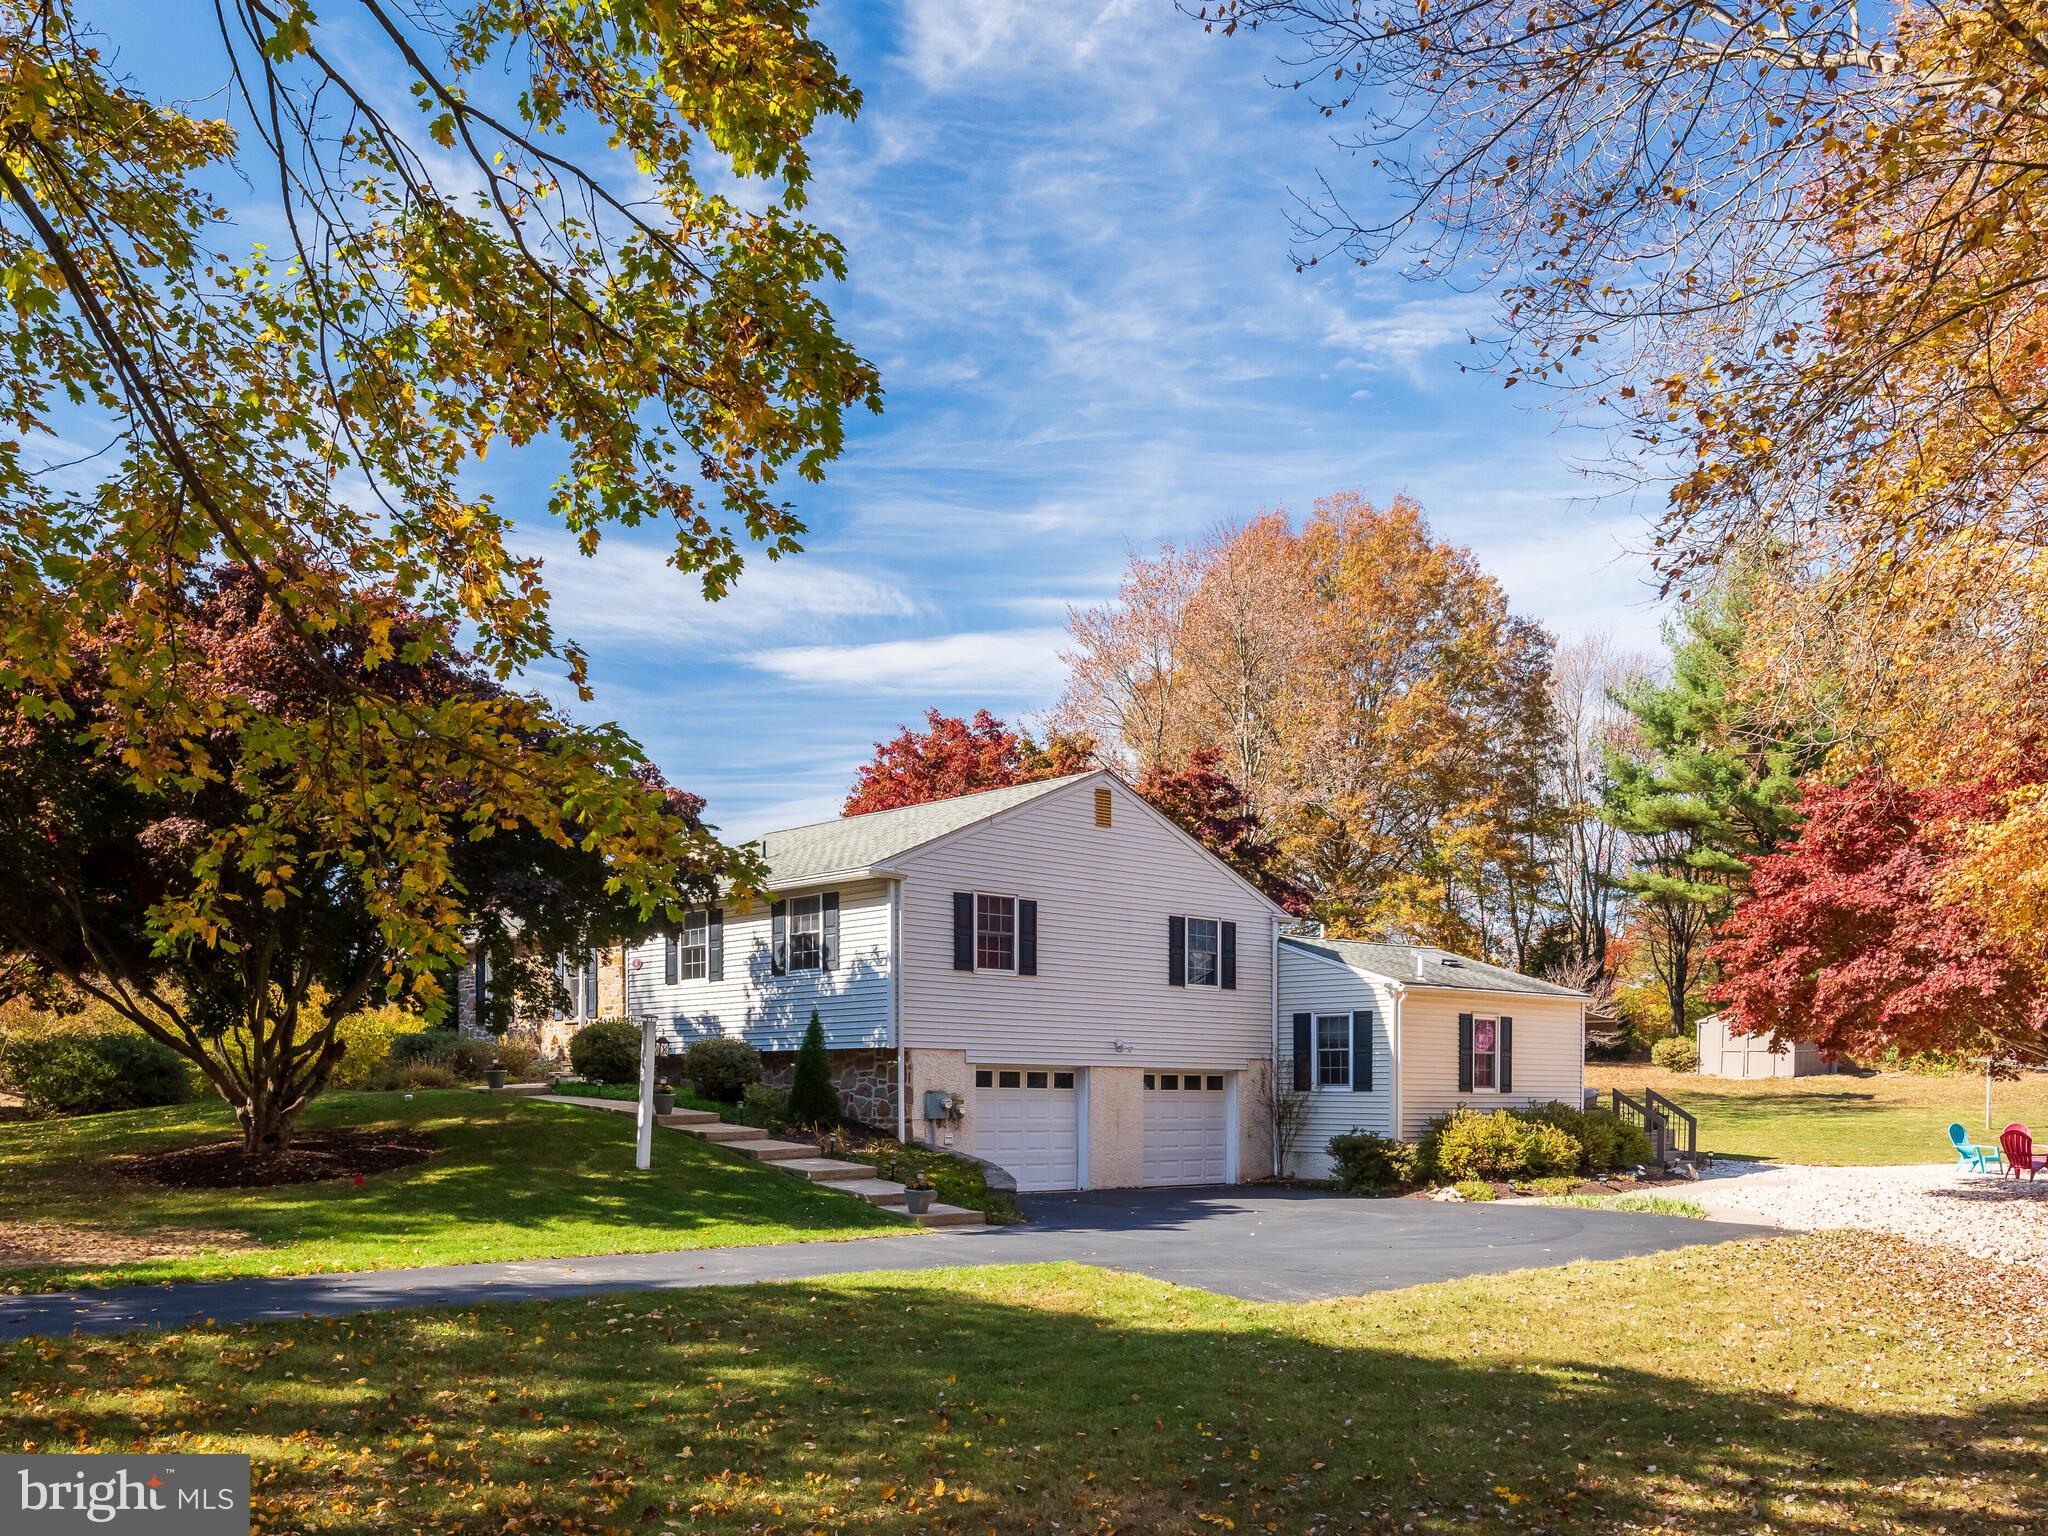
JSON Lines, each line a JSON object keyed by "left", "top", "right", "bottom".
{"left": 663, "top": 930, "right": 678, "bottom": 986}
{"left": 1291, "top": 1012, "right": 1312, "bottom": 1091}
{"left": 1017, "top": 899, "right": 1038, "bottom": 976}
{"left": 1167, "top": 915, "right": 1186, "bottom": 987}
{"left": 771, "top": 900, "right": 788, "bottom": 976}
{"left": 821, "top": 891, "right": 840, "bottom": 970}
{"left": 1499, "top": 1016, "right": 1514, "bottom": 1093}
{"left": 586, "top": 949, "right": 600, "bottom": 1015}
{"left": 1352, "top": 1011, "right": 1374, "bottom": 1093}
{"left": 1220, "top": 921, "right": 1237, "bottom": 990}
{"left": 708, "top": 908, "right": 724, "bottom": 983}
{"left": 1457, "top": 1012, "right": 1475, "bottom": 1094}
{"left": 952, "top": 892, "right": 976, "bottom": 971}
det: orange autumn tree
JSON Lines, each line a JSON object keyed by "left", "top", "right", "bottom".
{"left": 1060, "top": 494, "right": 1559, "bottom": 963}
{"left": 1202, "top": 0, "right": 2048, "bottom": 963}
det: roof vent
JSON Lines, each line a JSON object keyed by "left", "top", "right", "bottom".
{"left": 1094, "top": 786, "right": 1112, "bottom": 828}
{"left": 1440, "top": 956, "right": 1463, "bottom": 968}
{"left": 1414, "top": 952, "right": 1425, "bottom": 978}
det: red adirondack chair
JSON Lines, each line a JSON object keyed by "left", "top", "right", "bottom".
{"left": 2000, "top": 1123, "right": 2048, "bottom": 1181}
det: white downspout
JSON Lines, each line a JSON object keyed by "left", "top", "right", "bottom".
{"left": 1388, "top": 979, "right": 1406, "bottom": 1141}
{"left": 1269, "top": 912, "right": 1281, "bottom": 1177}
{"left": 891, "top": 878, "right": 907, "bottom": 1144}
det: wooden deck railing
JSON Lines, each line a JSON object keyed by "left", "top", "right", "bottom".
{"left": 1608, "top": 1087, "right": 1698, "bottom": 1165}
{"left": 1643, "top": 1086, "right": 1699, "bottom": 1162}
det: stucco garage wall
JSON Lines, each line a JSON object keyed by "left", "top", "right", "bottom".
{"left": 1087, "top": 1066, "right": 1146, "bottom": 1188}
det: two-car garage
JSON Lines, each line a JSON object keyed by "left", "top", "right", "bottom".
{"left": 972, "top": 1065, "right": 1232, "bottom": 1190}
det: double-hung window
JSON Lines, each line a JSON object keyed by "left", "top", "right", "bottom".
{"left": 975, "top": 894, "right": 1017, "bottom": 971}
{"left": 1185, "top": 917, "right": 1221, "bottom": 987}
{"left": 679, "top": 911, "right": 708, "bottom": 981}
{"left": 788, "top": 893, "right": 824, "bottom": 972}
{"left": 1471, "top": 1017, "right": 1500, "bottom": 1090}
{"left": 1315, "top": 1014, "right": 1351, "bottom": 1088}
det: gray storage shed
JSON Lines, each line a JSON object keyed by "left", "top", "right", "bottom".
{"left": 1696, "top": 1011, "right": 1835, "bottom": 1079}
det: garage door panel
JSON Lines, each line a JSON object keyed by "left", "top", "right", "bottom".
{"left": 1144, "top": 1072, "right": 1228, "bottom": 1186}
{"left": 974, "top": 1067, "right": 1078, "bottom": 1192}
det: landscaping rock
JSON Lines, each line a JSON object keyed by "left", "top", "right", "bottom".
{"left": 1692, "top": 1160, "right": 2048, "bottom": 1271}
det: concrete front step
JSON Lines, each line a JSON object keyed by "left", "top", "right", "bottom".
{"left": 773, "top": 1156, "right": 873, "bottom": 1182}
{"left": 915, "top": 1203, "right": 985, "bottom": 1228}
{"left": 656, "top": 1108, "right": 720, "bottom": 1127}
{"left": 833, "top": 1177, "right": 911, "bottom": 1206}
{"left": 684, "top": 1121, "right": 770, "bottom": 1144}
{"left": 727, "top": 1138, "right": 822, "bottom": 1163}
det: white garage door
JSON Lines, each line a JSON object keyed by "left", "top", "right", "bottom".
{"left": 1144, "top": 1071, "right": 1229, "bottom": 1186}
{"left": 973, "top": 1067, "right": 1079, "bottom": 1191}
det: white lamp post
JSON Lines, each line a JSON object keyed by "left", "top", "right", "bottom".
{"left": 635, "top": 1014, "right": 658, "bottom": 1170}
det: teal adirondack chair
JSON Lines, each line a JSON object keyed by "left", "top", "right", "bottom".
{"left": 1950, "top": 1122, "right": 2005, "bottom": 1173}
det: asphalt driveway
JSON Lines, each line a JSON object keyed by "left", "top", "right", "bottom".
{"left": 0, "top": 1185, "right": 1772, "bottom": 1340}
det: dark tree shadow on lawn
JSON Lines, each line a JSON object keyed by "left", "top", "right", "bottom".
{"left": 3, "top": 1273, "right": 2040, "bottom": 1535}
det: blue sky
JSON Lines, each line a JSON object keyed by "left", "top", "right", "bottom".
{"left": 77, "top": 1, "right": 1673, "bottom": 839}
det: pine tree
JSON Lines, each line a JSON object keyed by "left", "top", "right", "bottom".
{"left": 787, "top": 1010, "right": 841, "bottom": 1128}
{"left": 1602, "top": 572, "right": 1834, "bottom": 1034}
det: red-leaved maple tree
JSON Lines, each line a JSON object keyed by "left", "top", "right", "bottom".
{"left": 842, "top": 710, "right": 1093, "bottom": 816}
{"left": 1709, "top": 769, "right": 2048, "bottom": 1064}
{"left": 1137, "top": 747, "right": 1308, "bottom": 912}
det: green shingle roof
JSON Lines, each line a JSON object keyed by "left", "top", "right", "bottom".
{"left": 1281, "top": 935, "right": 1584, "bottom": 998}
{"left": 748, "top": 773, "right": 1095, "bottom": 887}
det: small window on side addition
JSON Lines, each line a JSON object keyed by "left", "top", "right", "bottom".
{"left": 1026, "top": 1070, "right": 1048, "bottom": 1089}
{"left": 975, "top": 1069, "right": 992, "bottom": 1088}
{"left": 1054, "top": 1071, "right": 1075, "bottom": 1089}
{"left": 998, "top": 1070, "right": 1021, "bottom": 1088}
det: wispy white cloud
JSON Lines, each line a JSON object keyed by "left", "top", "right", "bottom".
{"left": 520, "top": 531, "right": 924, "bottom": 647}
{"left": 746, "top": 627, "right": 1070, "bottom": 695}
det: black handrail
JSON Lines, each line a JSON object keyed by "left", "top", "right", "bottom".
{"left": 1643, "top": 1086, "right": 1698, "bottom": 1161}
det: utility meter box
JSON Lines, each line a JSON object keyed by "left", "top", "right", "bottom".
{"left": 922, "top": 1088, "right": 963, "bottom": 1122}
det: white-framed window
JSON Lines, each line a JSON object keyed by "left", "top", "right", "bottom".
{"left": 1472, "top": 1016, "right": 1501, "bottom": 1090}
{"left": 975, "top": 893, "right": 1017, "bottom": 971}
{"left": 788, "top": 893, "right": 823, "bottom": 971}
{"left": 1185, "top": 916, "right": 1221, "bottom": 987}
{"left": 554, "top": 951, "right": 599, "bottom": 1020}
{"left": 679, "top": 910, "right": 708, "bottom": 981}
{"left": 1316, "top": 1014, "right": 1351, "bottom": 1088}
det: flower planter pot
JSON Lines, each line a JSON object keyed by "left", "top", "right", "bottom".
{"left": 484, "top": 1066, "right": 508, "bottom": 1090}
{"left": 652, "top": 1088, "right": 676, "bottom": 1116}
{"left": 903, "top": 1187, "right": 935, "bottom": 1216}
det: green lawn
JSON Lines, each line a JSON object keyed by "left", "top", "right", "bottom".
{"left": 2, "top": 1233, "right": 2040, "bottom": 1533}
{"left": 1589, "top": 1063, "right": 2048, "bottom": 1164}
{"left": 0, "top": 1091, "right": 906, "bottom": 1293}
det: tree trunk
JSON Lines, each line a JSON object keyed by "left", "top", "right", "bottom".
{"left": 237, "top": 1092, "right": 297, "bottom": 1157}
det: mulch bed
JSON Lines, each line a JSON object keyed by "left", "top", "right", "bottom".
{"left": 117, "top": 1129, "right": 437, "bottom": 1190}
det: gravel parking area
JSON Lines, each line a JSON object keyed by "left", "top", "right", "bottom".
{"left": 1690, "top": 1160, "right": 2048, "bottom": 1269}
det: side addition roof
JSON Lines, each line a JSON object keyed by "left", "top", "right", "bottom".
{"left": 1281, "top": 935, "right": 1586, "bottom": 999}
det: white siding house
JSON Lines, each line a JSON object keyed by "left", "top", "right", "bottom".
{"left": 604, "top": 771, "right": 1288, "bottom": 1192}
{"left": 512, "top": 768, "right": 1589, "bottom": 1193}
{"left": 1276, "top": 936, "right": 1587, "bottom": 1177}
